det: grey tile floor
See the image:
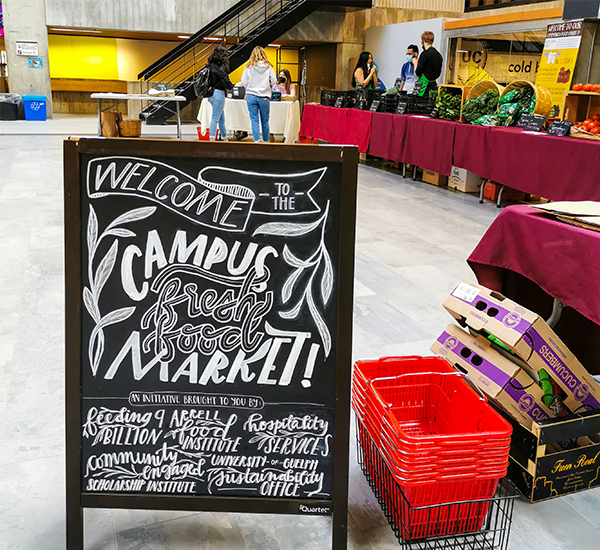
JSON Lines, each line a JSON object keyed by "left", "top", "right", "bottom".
{"left": 0, "top": 133, "right": 599, "bottom": 549}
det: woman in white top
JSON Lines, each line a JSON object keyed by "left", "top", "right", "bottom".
{"left": 241, "top": 46, "right": 277, "bottom": 142}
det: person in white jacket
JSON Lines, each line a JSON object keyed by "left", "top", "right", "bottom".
{"left": 241, "top": 47, "right": 277, "bottom": 142}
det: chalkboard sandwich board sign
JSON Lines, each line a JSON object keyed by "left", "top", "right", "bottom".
{"left": 64, "top": 138, "right": 358, "bottom": 549}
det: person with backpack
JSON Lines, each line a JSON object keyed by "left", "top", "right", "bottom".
{"left": 241, "top": 47, "right": 277, "bottom": 142}
{"left": 207, "top": 45, "right": 233, "bottom": 141}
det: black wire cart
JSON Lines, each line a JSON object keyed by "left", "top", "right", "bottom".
{"left": 356, "top": 419, "right": 519, "bottom": 549}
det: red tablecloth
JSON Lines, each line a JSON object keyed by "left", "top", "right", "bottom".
{"left": 468, "top": 204, "right": 600, "bottom": 326}
{"left": 300, "top": 104, "right": 373, "bottom": 153}
{"left": 454, "top": 125, "right": 600, "bottom": 201}
{"left": 368, "top": 112, "right": 409, "bottom": 162}
{"left": 302, "top": 104, "right": 600, "bottom": 199}
{"left": 402, "top": 116, "right": 457, "bottom": 176}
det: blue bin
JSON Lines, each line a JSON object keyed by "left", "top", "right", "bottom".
{"left": 23, "top": 95, "right": 47, "bottom": 121}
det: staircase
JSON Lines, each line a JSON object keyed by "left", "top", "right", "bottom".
{"left": 137, "top": 0, "right": 371, "bottom": 125}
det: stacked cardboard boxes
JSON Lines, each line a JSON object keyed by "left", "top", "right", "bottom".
{"left": 431, "top": 280, "right": 600, "bottom": 502}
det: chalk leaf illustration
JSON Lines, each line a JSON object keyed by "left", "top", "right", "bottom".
{"left": 252, "top": 216, "right": 324, "bottom": 238}
{"left": 84, "top": 204, "right": 156, "bottom": 376}
{"left": 93, "top": 240, "right": 118, "bottom": 299}
{"left": 255, "top": 203, "right": 333, "bottom": 357}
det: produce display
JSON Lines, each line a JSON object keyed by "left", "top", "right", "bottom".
{"left": 435, "top": 87, "right": 462, "bottom": 121}
{"left": 572, "top": 114, "right": 600, "bottom": 135}
{"left": 572, "top": 83, "right": 600, "bottom": 92}
{"left": 462, "top": 89, "right": 500, "bottom": 124}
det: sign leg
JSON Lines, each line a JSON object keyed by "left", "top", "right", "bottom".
{"left": 66, "top": 492, "right": 83, "bottom": 549}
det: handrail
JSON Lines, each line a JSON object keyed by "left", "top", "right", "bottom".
{"left": 138, "top": 0, "right": 320, "bottom": 120}
{"left": 138, "top": 0, "right": 257, "bottom": 80}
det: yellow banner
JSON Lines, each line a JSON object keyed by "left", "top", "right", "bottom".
{"left": 535, "top": 21, "right": 583, "bottom": 118}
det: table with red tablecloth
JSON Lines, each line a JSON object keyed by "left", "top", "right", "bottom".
{"left": 300, "top": 104, "right": 373, "bottom": 153}
{"left": 468, "top": 204, "right": 600, "bottom": 373}
{"left": 300, "top": 104, "right": 600, "bottom": 201}
{"left": 453, "top": 125, "right": 600, "bottom": 201}
{"left": 401, "top": 116, "right": 457, "bottom": 176}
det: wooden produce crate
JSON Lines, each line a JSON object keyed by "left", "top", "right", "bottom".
{"left": 436, "top": 84, "right": 472, "bottom": 121}
{"left": 494, "top": 404, "right": 600, "bottom": 503}
{"left": 562, "top": 91, "right": 600, "bottom": 123}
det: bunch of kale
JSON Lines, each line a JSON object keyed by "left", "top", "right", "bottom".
{"left": 462, "top": 88, "right": 500, "bottom": 124}
{"left": 436, "top": 88, "right": 462, "bottom": 121}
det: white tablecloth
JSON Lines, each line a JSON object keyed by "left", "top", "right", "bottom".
{"left": 198, "top": 97, "right": 301, "bottom": 143}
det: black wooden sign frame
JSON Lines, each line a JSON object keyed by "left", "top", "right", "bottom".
{"left": 64, "top": 138, "right": 358, "bottom": 549}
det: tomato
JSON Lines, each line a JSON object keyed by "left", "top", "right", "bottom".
{"left": 593, "top": 114, "right": 600, "bottom": 121}
{"left": 583, "top": 119, "right": 593, "bottom": 126}
{"left": 592, "top": 85, "right": 600, "bottom": 92}
{"left": 590, "top": 127, "right": 600, "bottom": 135}
{"left": 583, "top": 84, "right": 593, "bottom": 92}
{"left": 593, "top": 121, "right": 600, "bottom": 128}
{"left": 573, "top": 83, "right": 584, "bottom": 91}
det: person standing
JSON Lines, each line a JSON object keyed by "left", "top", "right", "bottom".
{"left": 272, "top": 68, "right": 296, "bottom": 98}
{"left": 398, "top": 44, "right": 419, "bottom": 92}
{"left": 242, "top": 46, "right": 277, "bottom": 142}
{"left": 207, "top": 45, "right": 233, "bottom": 141}
{"left": 414, "top": 31, "right": 443, "bottom": 96}
{"left": 352, "top": 51, "right": 377, "bottom": 90}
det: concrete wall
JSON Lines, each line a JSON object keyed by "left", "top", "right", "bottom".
{"left": 3, "top": 0, "right": 53, "bottom": 116}
{"left": 44, "top": 0, "right": 240, "bottom": 34}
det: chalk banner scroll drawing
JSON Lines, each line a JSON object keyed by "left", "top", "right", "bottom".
{"left": 65, "top": 138, "right": 358, "bottom": 550}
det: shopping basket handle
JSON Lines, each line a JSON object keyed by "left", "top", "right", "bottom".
{"left": 369, "top": 371, "right": 487, "bottom": 403}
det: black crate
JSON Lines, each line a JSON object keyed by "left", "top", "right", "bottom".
{"left": 356, "top": 419, "right": 518, "bottom": 549}
{"left": 320, "top": 89, "right": 335, "bottom": 107}
{"left": 383, "top": 94, "right": 400, "bottom": 113}
{"left": 355, "top": 88, "right": 384, "bottom": 111}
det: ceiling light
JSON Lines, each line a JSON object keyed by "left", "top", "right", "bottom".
{"left": 50, "top": 28, "right": 102, "bottom": 33}
{"left": 178, "top": 35, "right": 190, "bottom": 39}
{"left": 204, "top": 37, "right": 221, "bottom": 41}
{"left": 269, "top": 44, "right": 280, "bottom": 48}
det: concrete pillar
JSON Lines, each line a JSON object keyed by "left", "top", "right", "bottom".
{"left": 3, "top": 0, "right": 53, "bottom": 117}
{"left": 336, "top": 43, "right": 365, "bottom": 91}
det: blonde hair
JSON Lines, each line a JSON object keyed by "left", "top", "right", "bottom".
{"left": 246, "top": 46, "right": 272, "bottom": 68}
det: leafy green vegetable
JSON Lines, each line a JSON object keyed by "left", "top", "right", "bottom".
{"left": 383, "top": 87, "right": 398, "bottom": 96}
{"left": 498, "top": 86, "right": 535, "bottom": 125}
{"left": 462, "top": 88, "right": 500, "bottom": 124}
{"left": 436, "top": 87, "right": 462, "bottom": 121}
{"left": 473, "top": 114, "right": 503, "bottom": 126}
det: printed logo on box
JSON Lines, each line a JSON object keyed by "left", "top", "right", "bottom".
{"left": 444, "top": 336, "right": 458, "bottom": 351}
{"left": 518, "top": 394, "right": 535, "bottom": 413}
{"left": 575, "top": 383, "right": 590, "bottom": 402}
{"left": 503, "top": 311, "right": 522, "bottom": 329}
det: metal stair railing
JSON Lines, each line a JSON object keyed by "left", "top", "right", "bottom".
{"left": 139, "top": 0, "right": 307, "bottom": 121}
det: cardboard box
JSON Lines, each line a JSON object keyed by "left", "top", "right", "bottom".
{"left": 498, "top": 405, "right": 600, "bottom": 503}
{"left": 483, "top": 181, "right": 526, "bottom": 202}
{"left": 430, "top": 324, "right": 553, "bottom": 430}
{"left": 448, "top": 166, "right": 483, "bottom": 193}
{"left": 443, "top": 280, "right": 600, "bottom": 414}
{"left": 422, "top": 169, "right": 448, "bottom": 186}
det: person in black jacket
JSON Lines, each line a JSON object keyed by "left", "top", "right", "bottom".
{"left": 207, "top": 45, "right": 234, "bottom": 140}
{"left": 413, "top": 31, "right": 443, "bottom": 96}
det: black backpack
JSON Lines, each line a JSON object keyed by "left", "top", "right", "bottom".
{"left": 194, "top": 65, "right": 214, "bottom": 98}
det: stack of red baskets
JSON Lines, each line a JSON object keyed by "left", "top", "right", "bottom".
{"left": 352, "top": 356, "right": 512, "bottom": 541}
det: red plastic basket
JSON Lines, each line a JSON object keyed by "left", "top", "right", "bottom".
{"left": 357, "top": 419, "right": 498, "bottom": 540}
{"left": 369, "top": 372, "right": 512, "bottom": 445}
